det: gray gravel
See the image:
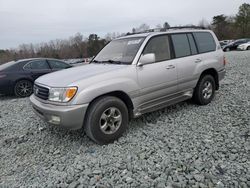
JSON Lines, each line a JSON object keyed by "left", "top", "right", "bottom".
{"left": 0, "top": 51, "right": 250, "bottom": 188}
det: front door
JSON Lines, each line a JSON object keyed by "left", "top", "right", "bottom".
{"left": 137, "top": 35, "right": 178, "bottom": 110}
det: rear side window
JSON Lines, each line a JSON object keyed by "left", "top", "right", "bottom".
{"left": 193, "top": 32, "right": 216, "bottom": 53}
{"left": 143, "top": 35, "right": 171, "bottom": 62}
{"left": 171, "top": 34, "right": 191, "bottom": 58}
{"left": 48, "top": 60, "right": 70, "bottom": 69}
{"left": 24, "top": 60, "right": 50, "bottom": 70}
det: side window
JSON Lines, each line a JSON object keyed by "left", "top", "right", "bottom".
{"left": 24, "top": 60, "right": 50, "bottom": 70}
{"left": 143, "top": 35, "right": 171, "bottom": 62}
{"left": 187, "top": 34, "right": 198, "bottom": 55}
{"left": 24, "top": 63, "right": 32, "bottom": 69}
{"left": 171, "top": 34, "right": 191, "bottom": 58}
{"left": 193, "top": 32, "right": 216, "bottom": 53}
{"left": 48, "top": 60, "right": 70, "bottom": 69}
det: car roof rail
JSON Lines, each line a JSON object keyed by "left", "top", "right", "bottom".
{"left": 126, "top": 26, "right": 206, "bottom": 36}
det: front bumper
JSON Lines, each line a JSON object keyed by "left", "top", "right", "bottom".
{"left": 0, "top": 79, "right": 13, "bottom": 95}
{"left": 30, "top": 94, "right": 88, "bottom": 130}
{"left": 218, "top": 69, "right": 226, "bottom": 81}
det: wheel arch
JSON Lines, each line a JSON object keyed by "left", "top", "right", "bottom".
{"left": 198, "top": 68, "right": 219, "bottom": 90}
{"left": 85, "top": 90, "right": 134, "bottom": 121}
{"left": 14, "top": 77, "right": 34, "bottom": 85}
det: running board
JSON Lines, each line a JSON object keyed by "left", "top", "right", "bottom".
{"left": 134, "top": 90, "right": 193, "bottom": 117}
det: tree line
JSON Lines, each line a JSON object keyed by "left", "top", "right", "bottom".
{"left": 0, "top": 3, "right": 249, "bottom": 65}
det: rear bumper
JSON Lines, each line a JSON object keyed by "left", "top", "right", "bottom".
{"left": 218, "top": 69, "right": 226, "bottom": 81}
{"left": 30, "top": 94, "right": 88, "bottom": 130}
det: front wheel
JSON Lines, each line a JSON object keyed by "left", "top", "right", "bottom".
{"left": 193, "top": 75, "right": 216, "bottom": 105}
{"left": 247, "top": 46, "right": 250, "bottom": 50}
{"left": 84, "top": 96, "right": 129, "bottom": 144}
{"left": 14, "top": 80, "right": 33, "bottom": 97}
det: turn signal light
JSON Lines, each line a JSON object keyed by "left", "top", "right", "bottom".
{"left": 65, "top": 87, "right": 77, "bottom": 101}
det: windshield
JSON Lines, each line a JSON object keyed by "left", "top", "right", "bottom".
{"left": 93, "top": 37, "right": 145, "bottom": 64}
{"left": 0, "top": 61, "right": 16, "bottom": 71}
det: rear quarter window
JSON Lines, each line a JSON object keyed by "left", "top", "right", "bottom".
{"left": 193, "top": 32, "right": 216, "bottom": 53}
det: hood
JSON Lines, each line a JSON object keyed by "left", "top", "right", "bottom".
{"left": 35, "top": 63, "right": 128, "bottom": 87}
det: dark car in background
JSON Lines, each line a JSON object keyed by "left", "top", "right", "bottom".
{"left": 0, "top": 58, "right": 72, "bottom": 97}
{"left": 223, "top": 38, "right": 250, "bottom": 52}
{"left": 219, "top": 41, "right": 228, "bottom": 48}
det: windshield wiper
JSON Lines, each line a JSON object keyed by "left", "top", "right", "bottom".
{"left": 91, "top": 60, "right": 102, "bottom": 64}
{"left": 92, "top": 59, "right": 129, "bottom": 65}
{"left": 103, "top": 60, "right": 131, "bottom": 65}
{"left": 104, "top": 60, "right": 122, "bottom": 64}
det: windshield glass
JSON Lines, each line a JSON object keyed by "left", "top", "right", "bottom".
{"left": 94, "top": 37, "right": 145, "bottom": 64}
{"left": 0, "top": 61, "right": 16, "bottom": 71}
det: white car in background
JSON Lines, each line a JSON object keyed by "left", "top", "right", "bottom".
{"left": 237, "top": 41, "right": 250, "bottom": 51}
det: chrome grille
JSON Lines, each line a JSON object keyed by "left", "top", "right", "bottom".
{"left": 34, "top": 84, "right": 49, "bottom": 100}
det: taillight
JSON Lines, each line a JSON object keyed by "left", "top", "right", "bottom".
{"left": 223, "top": 56, "right": 227, "bottom": 66}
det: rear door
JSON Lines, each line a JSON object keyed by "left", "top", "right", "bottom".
{"left": 170, "top": 33, "right": 201, "bottom": 91}
{"left": 24, "top": 60, "right": 52, "bottom": 80}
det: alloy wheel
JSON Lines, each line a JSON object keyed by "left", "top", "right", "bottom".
{"left": 99, "top": 107, "right": 122, "bottom": 135}
{"left": 16, "top": 80, "right": 33, "bottom": 97}
{"left": 202, "top": 81, "right": 213, "bottom": 100}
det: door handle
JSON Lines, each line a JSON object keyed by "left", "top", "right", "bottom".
{"left": 195, "top": 59, "right": 202, "bottom": 63}
{"left": 166, "top": 65, "right": 175, "bottom": 69}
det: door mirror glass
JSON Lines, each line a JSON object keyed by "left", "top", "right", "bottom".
{"left": 138, "top": 53, "right": 156, "bottom": 66}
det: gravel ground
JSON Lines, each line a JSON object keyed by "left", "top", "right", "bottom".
{"left": 0, "top": 51, "right": 249, "bottom": 188}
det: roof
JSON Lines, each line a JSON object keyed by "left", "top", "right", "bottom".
{"left": 16, "top": 57, "right": 47, "bottom": 62}
{"left": 117, "top": 27, "right": 211, "bottom": 40}
{"left": 16, "top": 57, "right": 67, "bottom": 63}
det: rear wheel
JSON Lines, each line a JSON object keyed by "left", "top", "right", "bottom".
{"left": 225, "top": 48, "right": 230, "bottom": 52}
{"left": 14, "top": 80, "right": 33, "bottom": 97}
{"left": 84, "top": 96, "right": 129, "bottom": 144}
{"left": 193, "top": 75, "right": 216, "bottom": 105}
{"left": 247, "top": 46, "right": 250, "bottom": 50}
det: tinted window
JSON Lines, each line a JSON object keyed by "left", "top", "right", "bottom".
{"left": 187, "top": 34, "right": 198, "bottom": 55}
{"left": 171, "top": 34, "right": 191, "bottom": 58}
{"left": 48, "top": 60, "right": 70, "bottom": 69}
{"left": 143, "top": 35, "right": 171, "bottom": 62}
{"left": 193, "top": 32, "right": 216, "bottom": 53}
{"left": 25, "top": 60, "right": 50, "bottom": 70}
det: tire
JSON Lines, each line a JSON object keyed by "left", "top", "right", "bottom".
{"left": 225, "top": 48, "right": 230, "bottom": 52}
{"left": 14, "top": 80, "right": 33, "bottom": 97}
{"left": 84, "top": 96, "right": 129, "bottom": 144}
{"left": 247, "top": 46, "right": 250, "bottom": 50}
{"left": 193, "top": 75, "right": 216, "bottom": 105}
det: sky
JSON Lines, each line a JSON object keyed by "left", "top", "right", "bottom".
{"left": 0, "top": 0, "right": 248, "bottom": 49}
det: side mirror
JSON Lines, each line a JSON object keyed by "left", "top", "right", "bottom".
{"left": 138, "top": 53, "right": 156, "bottom": 66}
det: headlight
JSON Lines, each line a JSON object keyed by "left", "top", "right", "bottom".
{"left": 49, "top": 87, "right": 77, "bottom": 102}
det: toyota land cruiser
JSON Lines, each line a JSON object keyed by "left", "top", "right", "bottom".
{"left": 30, "top": 27, "right": 226, "bottom": 144}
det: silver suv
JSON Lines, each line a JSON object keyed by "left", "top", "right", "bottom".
{"left": 30, "top": 28, "right": 226, "bottom": 144}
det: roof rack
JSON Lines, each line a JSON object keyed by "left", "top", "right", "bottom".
{"left": 126, "top": 26, "right": 206, "bottom": 36}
